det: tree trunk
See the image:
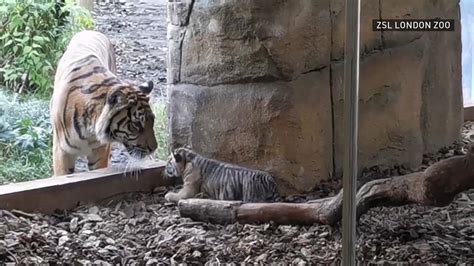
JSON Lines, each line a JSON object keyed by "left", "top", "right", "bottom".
{"left": 178, "top": 151, "right": 474, "bottom": 226}
{"left": 76, "top": 0, "right": 93, "bottom": 11}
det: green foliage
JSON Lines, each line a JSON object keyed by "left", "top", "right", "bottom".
{"left": 152, "top": 100, "right": 170, "bottom": 160}
{"left": 0, "top": 91, "right": 172, "bottom": 184}
{"left": 58, "top": 0, "right": 95, "bottom": 49}
{"left": 0, "top": 91, "right": 52, "bottom": 184}
{"left": 0, "top": 0, "right": 95, "bottom": 98}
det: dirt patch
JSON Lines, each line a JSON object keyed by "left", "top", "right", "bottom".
{"left": 94, "top": 0, "right": 168, "bottom": 99}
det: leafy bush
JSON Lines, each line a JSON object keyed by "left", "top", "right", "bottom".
{"left": 0, "top": 91, "right": 52, "bottom": 184}
{"left": 0, "top": 92, "right": 171, "bottom": 184}
{"left": 152, "top": 99, "right": 170, "bottom": 160}
{"left": 58, "top": 0, "right": 95, "bottom": 50}
{"left": 0, "top": 0, "right": 94, "bottom": 98}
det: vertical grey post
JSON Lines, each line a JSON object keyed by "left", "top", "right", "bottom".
{"left": 342, "top": 0, "right": 360, "bottom": 265}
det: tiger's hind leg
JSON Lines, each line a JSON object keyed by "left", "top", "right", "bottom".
{"left": 87, "top": 144, "right": 111, "bottom": 171}
{"left": 52, "top": 138, "right": 77, "bottom": 176}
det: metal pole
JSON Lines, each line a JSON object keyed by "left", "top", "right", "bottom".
{"left": 342, "top": 0, "right": 360, "bottom": 265}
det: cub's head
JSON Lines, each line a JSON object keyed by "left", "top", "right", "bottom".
{"left": 165, "top": 145, "right": 193, "bottom": 179}
{"left": 96, "top": 80, "right": 157, "bottom": 159}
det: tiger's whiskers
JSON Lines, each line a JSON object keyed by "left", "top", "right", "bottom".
{"left": 121, "top": 150, "right": 146, "bottom": 180}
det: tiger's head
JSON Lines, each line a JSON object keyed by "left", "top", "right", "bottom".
{"left": 164, "top": 145, "right": 193, "bottom": 179}
{"left": 96, "top": 80, "right": 157, "bottom": 159}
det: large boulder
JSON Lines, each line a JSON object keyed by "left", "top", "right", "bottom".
{"left": 332, "top": 38, "right": 427, "bottom": 175}
{"left": 179, "top": 0, "right": 331, "bottom": 85}
{"left": 169, "top": 70, "right": 333, "bottom": 194}
{"left": 167, "top": 0, "right": 463, "bottom": 194}
{"left": 378, "top": 0, "right": 463, "bottom": 153}
{"left": 330, "top": 0, "right": 382, "bottom": 60}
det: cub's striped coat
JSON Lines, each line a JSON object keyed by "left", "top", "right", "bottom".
{"left": 164, "top": 147, "right": 281, "bottom": 203}
{"left": 50, "top": 30, "right": 157, "bottom": 176}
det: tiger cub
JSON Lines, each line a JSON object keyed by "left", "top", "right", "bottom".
{"left": 164, "top": 147, "right": 281, "bottom": 203}
{"left": 50, "top": 30, "right": 157, "bottom": 176}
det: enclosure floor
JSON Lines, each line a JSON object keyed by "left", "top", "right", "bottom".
{"left": 0, "top": 180, "right": 472, "bottom": 264}
{"left": 0, "top": 123, "right": 473, "bottom": 263}
{"left": 4, "top": 1, "right": 470, "bottom": 264}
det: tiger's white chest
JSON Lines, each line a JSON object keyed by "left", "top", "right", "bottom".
{"left": 78, "top": 138, "right": 103, "bottom": 154}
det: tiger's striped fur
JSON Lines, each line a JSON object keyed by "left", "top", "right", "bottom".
{"left": 164, "top": 147, "right": 281, "bottom": 203}
{"left": 50, "top": 30, "right": 157, "bottom": 176}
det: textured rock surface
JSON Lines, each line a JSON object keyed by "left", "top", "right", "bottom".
{"left": 178, "top": 0, "right": 332, "bottom": 85}
{"left": 168, "top": 0, "right": 463, "bottom": 194}
{"left": 169, "top": 71, "right": 333, "bottom": 194}
{"left": 332, "top": 38, "right": 426, "bottom": 175}
{"left": 379, "top": 0, "right": 463, "bottom": 153}
{"left": 330, "top": 0, "right": 382, "bottom": 60}
{"left": 420, "top": 2, "right": 463, "bottom": 153}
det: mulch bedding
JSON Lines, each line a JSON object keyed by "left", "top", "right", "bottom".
{"left": 2, "top": 1, "right": 472, "bottom": 264}
{"left": 0, "top": 125, "right": 473, "bottom": 264}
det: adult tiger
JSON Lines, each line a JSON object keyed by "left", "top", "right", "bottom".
{"left": 164, "top": 146, "right": 281, "bottom": 203}
{"left": 50, "top": 30, "right": 157, "bottom": 176}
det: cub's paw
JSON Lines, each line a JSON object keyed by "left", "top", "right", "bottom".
{"left": 164, "top": 192, "right": 176, "bottom": 202}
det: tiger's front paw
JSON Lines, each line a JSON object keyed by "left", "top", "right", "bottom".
{"left": 165, "top": 192, "right": 178, "bottom": 203}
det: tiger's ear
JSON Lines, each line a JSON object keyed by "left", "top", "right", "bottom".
{"left": 107, "top": 89, "right": 127, "bottom": 106}
{"left": 173, "top": 151, "right": 183, "bottom": 163}
{"left": 183, "top": 144, "right": 192, "bottom": 150}
{"left": 138, "top": 81, "right": 154, "bottom": 95}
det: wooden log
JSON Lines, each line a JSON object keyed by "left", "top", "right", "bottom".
{"left": 237, "top": 193, "right": 342, "bottom": 225}
{"left": 178, "top": 193, "right": 343, "bottom": 226}
{"left": 178, "top": 199, "right": 241, "bottom": 225}
{"left": 178, "top": 151, "right": 474, "bottom": 226}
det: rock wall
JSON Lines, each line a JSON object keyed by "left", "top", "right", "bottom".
{"left": 167, "top": 0, "right": 463, "bottom": 195}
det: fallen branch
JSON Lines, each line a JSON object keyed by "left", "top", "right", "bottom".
{"left": 178, "top": 151, "right": 474, "bottom": 226}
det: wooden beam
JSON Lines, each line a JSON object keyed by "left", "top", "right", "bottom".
{"left": 464, "top": 104, "right": 474, "bottom": 121}
{"left": 0, "top": 161, "right": 170, "bottom": 214}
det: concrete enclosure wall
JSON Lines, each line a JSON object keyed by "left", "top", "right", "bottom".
{"left": 167, "top": 0, "right": 463, "bottom": 195}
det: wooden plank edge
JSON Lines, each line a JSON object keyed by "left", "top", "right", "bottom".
{"left": 464, "top": 105, "right": 474, "bottom": 122}
{"left": 0, "top": 160, "right": 172, "bottom": 214}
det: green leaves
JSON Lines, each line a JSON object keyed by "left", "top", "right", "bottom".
{"left": 0, "top": 0, "right": 96, "bottom": 182}
{"left": 0, "top": 0, "right": 95, "bottom": 98}
{"left": 12, "top": 118, "right": 51, "bottom": 150}
{"left": 0, "top": 91, "right": 53, "bottom": 183}
{"left": 23, "top": 45, "right": 31, "bottom": 53}
{"left": 10, "top": 14, "right": 23, "bottom": 28}
{"left": 4, "top": 39, "right": 12, "bottom": 47}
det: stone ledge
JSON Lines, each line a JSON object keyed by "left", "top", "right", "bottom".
{"left": 0, "top": 161, "right": 169, "bottom": 214}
